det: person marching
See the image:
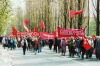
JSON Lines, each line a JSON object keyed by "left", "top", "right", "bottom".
{"left": 95, "top": 37, "right": 100, "bottom": 60}
{"left": 75, "top": 37, "right": 82, "bottom": 58}
{"left": 61, "top": 38, "right": 67, "bottom": 56}
{"left": 48, "top": 39, "right": 54, "bottom": 50}
{"left": 21, "top": 37, "right": 28, "bottom": 55}
{"left": 2, "top": 36, "right": 6, "bottom": 49}
{"left": 34, "top": 38, "right": 38, "bottom": 55}
{"left": 68, "top": 37, "right": 76, "bottom": 58}
{"left": 38, "top": 37, "right": 42, "bottom": 53}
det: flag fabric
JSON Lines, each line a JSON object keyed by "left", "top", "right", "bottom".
{"left": 23, "top": 20, "right": 30, "bottom": 32}
{"left": 40, "top": 20, "right": 45, "bottom": 29}
{"left": 83, "top": 36, "right": 92, "bottom": 50}
{"left": 75, "top": 10, "right": 83, "bottom": 15}
{"left": 34, "top": 27, "right": 39, "bottom": 32}
{"left": 24, "top": 20, "right": 29, "bottom": 25}
{"left": 70, "top": 10, "right": 76, "bottom": 19}
{"left": 12, "top": 26, "right": 18, "bottom": 35}
{"left": 70, "top": 10, "right": 83, "bottom": 19}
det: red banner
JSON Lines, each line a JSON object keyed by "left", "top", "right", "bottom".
{"left": 40, "top": 32, "right": 55, "bottom": 40}
{"left": 11, "top": 32, "right": 40, "bottom": 37}
{"left": 32, "top": 32, "right": 40, "bottom": 36}
{"left": 58, "top": 27, "right": 85, "bottom": 37}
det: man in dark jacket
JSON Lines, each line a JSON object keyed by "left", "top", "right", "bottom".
{"left": 94, "top": 38, "right": 97, "bottom": 49}
{"left": 80, "top": 38, "right": 86, "bottom": 59}
{"left": 54, "top": 37, "right": 60, "bottom": 53}
{"left": 76, "top": 38, "right": 82, "bottom": 57}
{"left": 48, "top": 39, "right": 53, "bottom": 50}
{"left": 95, "top": 38, "right": 100, "bottom": 60}
{"left": 68, "top": 38, "right": 76, "bottom": 58}
{"left": 26, "top": 37, "right": 31, "bottom": 50}
{"left": 23, "top": 39, "right": 27, "bottom": 55}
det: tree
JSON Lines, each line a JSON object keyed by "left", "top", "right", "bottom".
{"left": 96, "top": 0, "right": 100, "bottom": 36}
{"left": 24, "top": 0, "right": 88, "bottom": 33}
{"left": 0, "top": 0, "right": 11, "bottom": 34}
{"left": 91, "top": 0, "right": 100, "bottom": 36}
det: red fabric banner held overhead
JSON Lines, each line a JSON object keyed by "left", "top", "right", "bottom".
{"left": 58, "top": 27, "right": 85, "bottom": 37}
{"left": 40, "top": 32, "right": 55, "bottom": 40}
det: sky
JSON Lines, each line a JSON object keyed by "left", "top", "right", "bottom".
{"left": 89, "top": 0, "right": 96, "bottom": 17}
{"left": 11, "top": 0, "right": 25, "bottom": 10}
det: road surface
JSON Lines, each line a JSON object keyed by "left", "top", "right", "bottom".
{"left": 0, "top": 45, "right": 100, "bottom": 66}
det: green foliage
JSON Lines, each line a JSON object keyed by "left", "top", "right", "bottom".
{"left": 0, "top": 0, "right": 11, "bottom": 34}
{"left": 89, "top": 18, "right": 96, "bottom": 36}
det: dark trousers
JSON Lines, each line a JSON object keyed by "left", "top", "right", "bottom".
{"left": 81, "top": 48, "right": 86, "bottom": 59}
{"left": 54, "top": 45, "right": 57, "bottom": 53}
{"left": 69, "top": 46, "right": 76, "bottom": 57}
{"left": 23, "top": 47, "right": 26, "bottom": 55}
{"left": 68, "top": 46, "right": 71, "bottom": 56}
{"left": 49, "top": 44, "right": 53, "bottom": 50}
{"left": 54, "top": 44, "right": 61, "bottom": 53}
{"left": 96, "top": 50, "right": 100, "bottom": 59}
{"left": 86, "top": 48, "right": 93, "bottom": 59}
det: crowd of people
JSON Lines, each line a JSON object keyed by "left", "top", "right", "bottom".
{"left": 0, "top": 36, "right": 100, "bottom": 60}
{"left": 0, "top": 36, "right": 46, "bottom": 55}
{"left": 52, "top": 37, "right": 100, "bottom": 60}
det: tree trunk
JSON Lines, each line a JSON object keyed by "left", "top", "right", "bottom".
{"left": 78, "top": 0, "right": 82, "bottom": 29}
{"left": 96, "top": 0, "right": 99, "bottom": 36}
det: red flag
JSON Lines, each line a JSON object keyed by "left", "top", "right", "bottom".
{"left": 23, "top": 20, "right": 30, "bottom": 32}
{"left": 40, "top": 20, "right": 45, "bottom": 29}
{"left": 70, "top": 10, "right": 83, "bottom": 19}
{"left": 75, "top": 10, "right": 83, "bottom": 15}
{"left": 24, "top": 20, "right": 29, "bottom": 25}
{"left": 12, "top": 26, "right": 18, "bottom": 35}
{"left": 34, "top": 27, "right": 39, "bottom": 32}
{"left": 70, "top": 10, "right": 76, "bottom": 19}
{"left": 83, "top": 36, "right": 92, "bottom": 50}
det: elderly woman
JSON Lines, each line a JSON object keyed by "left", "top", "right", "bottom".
{"left": 61, "top": 38, "right": 67, "bottom": 56}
